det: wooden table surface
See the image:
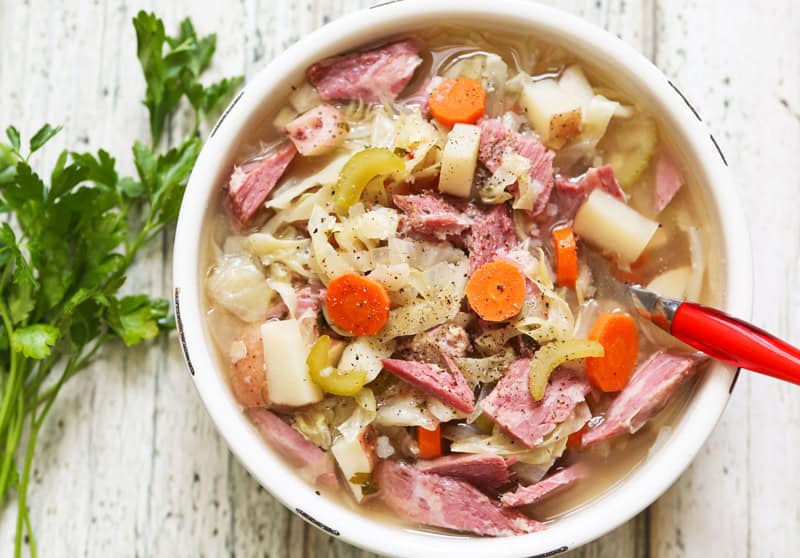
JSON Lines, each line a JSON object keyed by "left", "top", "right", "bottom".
{"left": 0, "top": 0, "right": 798, "bottom": 556}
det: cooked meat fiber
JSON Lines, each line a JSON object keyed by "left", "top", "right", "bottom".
{"left": 582, "top": 351, "right": 708, "bottom": 446}
{"left": 581, "top": 165, "right": 627, "bottom": 202}
{"left": 416, "top": 453, "right": 513, "bottom": 491}
{"left": 295, "top": 284, "right": 326, "bottom": 319}
{"left": 466, "top": 203, "right": 517, "bottom": 273}
{"left": 393, "top": 193, "right": 472, "bottom": 238}
{"left": 307, "top": 40, "right": 423, "bottom": 103}
{"left": 245, "top": 408, "right": 338, "bottom": 489}
{"left": 532, "top": 165, "right": 628, "bottom": 242}
{"left": 501, "top": 464, "right": 588, "bottom": 507}
{"left": 482, "top": 361, "right": 591, "bottom": 448}
{"left": 228, "top": 143, "right": 297, "bottom": 225}
{"left": 376, "top": 461, "right": 544, "bottom": 536}
{"left": 478, "top": 117, "right": 556, "bottom": 215}
{"left": 285, "top": 104, "right": 346, "bottom": 156}
{"left": 381, "top": 358, "right": 475, "bottom": 413}
{"left": 400, "top": 324, "right": 471, "bottom": 369}
{"left": 655, "top": 151, "right": 684, "bottom": 212}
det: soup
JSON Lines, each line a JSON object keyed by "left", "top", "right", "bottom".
{"left": 202, "top": 25, "right": 718, "bottom": 537}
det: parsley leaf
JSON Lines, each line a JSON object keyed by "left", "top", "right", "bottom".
{"left": 0, "top": 223, "right": 37, "bottom": 324}
{"left": 133, "top": 11, "right": 243, "bottom": 146}
{"left": 187, "top": 75, "right": 244, "bottom": 116}
{"left": 5, "top": 126, "right": 20, "bottom": 152}
{"left": 107, "top": 294, "right": 171, "bottom": 346}
{"left": 29, "top": 124, "right": 62, "bottom": 154}
{"left": 11, "top": 324, "right": 60, "bottom": 359}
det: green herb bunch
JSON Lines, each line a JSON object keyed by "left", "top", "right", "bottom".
{"left": 0, "top": 12, "right": 242, "bottom": 557}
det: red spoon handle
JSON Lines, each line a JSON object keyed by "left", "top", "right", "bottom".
{"left": 671, "top": 302, "right": 800, "bottom": 384}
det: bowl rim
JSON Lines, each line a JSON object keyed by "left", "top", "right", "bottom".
{"left": 172, "top": 1, "right": 753, "bottom": 556}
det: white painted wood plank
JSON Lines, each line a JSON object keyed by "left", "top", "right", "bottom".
{"left": 650, "top": 1, "right": 800, "bottom": 557}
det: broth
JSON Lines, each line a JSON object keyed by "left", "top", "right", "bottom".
{"left": 200, "top": 24, "right": 721, "bottom": 535}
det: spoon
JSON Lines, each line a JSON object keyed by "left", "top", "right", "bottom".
{"left": 628, "top": 285, "right": 800, "bottom": 385}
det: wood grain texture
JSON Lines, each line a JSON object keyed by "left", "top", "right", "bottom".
{"left": 649, "top": 1, "right": 800, "bottom": 557}
{"left": 0, "top": 0, "right": 797, "bottom": 557}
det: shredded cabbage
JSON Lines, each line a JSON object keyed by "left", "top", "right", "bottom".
{"left": 207, "top": 253, "right": 275, "bottom": 322}
{"left": 511, "top": 461, "right": 556, "bottom": 485}
{"left": 308, "top": 205, "right": 356, "bottom": 283}
{"left": 288, "top": 81, "right": 321, "bottom": 113}
{"left": 427, "top": 397, "right": 469, "bottom": 423}
{"left": 248, "top": 232, "right": 314, "bottom": 278}
{"left": 339, "top": 337, "right": 396, "bottom": 382}
{"left": 265, "top": 263, "right": 298, "bottom": 318}
{"left": 293, "top": 396, "right": 355, "bottom": 450}
{"left": 449, "top": 402, "right": 591, "bottom": 465}
{"left": 455, "top": 349, "right": 516, "bottom": 388}
{"left": 369, "top": 110, "right": 397, "bottom": 148}
{"left": 388, "top": 237, "right": 465, "bottom": 268}
{"left": 380, "top": 257, "right": 469, "bottom": 339}
{"left": 368, "top": 264, "right": 418, "bottom": 305}
{"left": 375, "top": 389, "right": 438, "bottom": 430}
{"left": 479, "top": 152, "right": 516, "bottom": 205}
{"left": 266, "top": 152, "right": 350, "bottom": 210}
{"left": 474, "top": 326, "right": 521, "bottom": 356}
{"left": 479, "top": 150, "right": 543, "bottom": 212}
{"left": 337, "top": 388, "right": 378, "bottom": 441}
{"left": 515, "top": 286, "right": 575, "bottom": 344}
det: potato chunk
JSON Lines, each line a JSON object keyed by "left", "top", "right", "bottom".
{"left": 438, "top": 123, "right": 481, "bottom": 198}
{"left": 260, "top": 319, "right": 323, "bottom": 407}
{"left": 520, "top": 78, "right": 582, "bottom": 146}
{"left": 574, "top": 190, "right": 659, "bottom": 263}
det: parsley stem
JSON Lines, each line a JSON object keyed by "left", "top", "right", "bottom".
{"left": 21, "top": 353, "right": 59, "bottom": 409}
{"left": 15, "top": 411, "right": 39, "bottom": 558}
{"left": 0, "top": 307, "right": 20, "bottom": 443}
{"left": 0, "top": 259, "right": 12, "bottom": 294}
{"left": 0, "top": 394, "right": 24, "bottom": 501}
{"left": 32, "top": 338, "right": 107, "bottom": 413}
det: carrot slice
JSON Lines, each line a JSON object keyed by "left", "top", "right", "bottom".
{"left": 324, "top": 273, "right": 391, "bottom": 336}
{"left": 612, "top": 252, "right": 649, "bottom": 284}
{"left": 417, "top": 424, "right": 442, "bottom": 459}
{"left": 584, "top": 312, "right": 639, "bottom": 392}
{"left": 552, "top": 226, "right": 578, "bottom": 288}
{"left": 429, "top": 78, "right": 486, "bottom": 127}
{"left": 465, "top": 261, "right": 526, "bottom": 322}
{"left": 567, "top": 426, "right": 587, "bottom": 450}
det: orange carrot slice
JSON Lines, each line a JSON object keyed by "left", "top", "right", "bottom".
{"left": 585, "top": 312, "right": 639, "bottom": 392}
{"left": 567, "top": 426, "right": 587, "bottom": 450}
{"left": 324, "top": 273, "right": 391, "bottom": 336}
{"left": 612, "top": 252, "right": 649, "bottom": 284}
{"left": 429, "top": 78, "right": 486, "bottom": 127}
{"left": 417, "top": 424, "right": 443, "bottom": 459}
{"left": 465, "top": 261, "right": 526, "bottom": 322}
{"left": 552, "top": 226, "right": 578, "bottom": 288}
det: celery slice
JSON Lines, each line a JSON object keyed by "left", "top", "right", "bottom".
{"left": 528, "top": 339, "right": 604, "bottom": 400}
{"left": 307, "top": 335, "right": 368, "bottom": 396}
{"left": 334, "top": 148, "right": 404, "bottom": 210}
{"left": 599, "top": 113, "right": 657, "bottom": 189}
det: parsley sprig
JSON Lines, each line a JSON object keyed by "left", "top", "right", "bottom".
{"left": 0, "top": 12, "right": 242, "bottom": 557}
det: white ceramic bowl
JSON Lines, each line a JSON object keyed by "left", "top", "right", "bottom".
{"left": 173, "top": 1, "right": 752, "bottom": 556}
